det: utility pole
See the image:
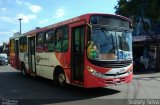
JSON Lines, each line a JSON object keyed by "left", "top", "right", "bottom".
{"left": 18, "top": 18, "right": 23, "bottom": 35}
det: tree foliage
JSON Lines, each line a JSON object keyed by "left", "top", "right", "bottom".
{"left": 115, "top": 0, "right": 160, "bottom": 22}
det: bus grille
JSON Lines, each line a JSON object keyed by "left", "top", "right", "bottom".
{"left": 89, "top": 59, "right": 132, "bottom": 68}
{"left": 104, "top": 72, "right": 127, "bottom": 76}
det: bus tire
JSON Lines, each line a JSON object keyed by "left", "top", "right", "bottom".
{"left": 54, "top": 67, "right": 66, "bottom": 87}
{"left": 58, "top": 72, "right": 66, "bottom": 87}
{"left": 21, "top": 63, "right": 28, "bottom": 76}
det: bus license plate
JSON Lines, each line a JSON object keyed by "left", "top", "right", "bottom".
{"left": 113, "top": 78, "right": 120, "bottom": 83}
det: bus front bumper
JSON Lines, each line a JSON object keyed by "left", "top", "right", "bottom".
{"left": 85, "top": 72, "right": 133, "bottom": 88}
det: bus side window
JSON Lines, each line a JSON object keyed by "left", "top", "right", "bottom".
{"left": 19, "top": 36, "right": 27, "bottom": 52}
{"left": 19, "top": 37, "right": 24, "bottom": 52}
{"left": 45, "top": 30, "right": 55, "bottom": 52}
{"left": 55, "top": 29, "right": 63, "bottom": 52}
{"left": 63, "top": 27, "right": 69, "bottom": 52}
{"left": 23, "top": 36, "right": 27, "bottom": 52}
{"left": 55, "top": 26, "right": 69, "bottom": 52}
{"left": 36, "top": 33, "right": 45, "bottom": 52}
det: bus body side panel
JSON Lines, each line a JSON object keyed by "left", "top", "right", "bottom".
{"left": 10, "top": 39, "right": 21, "bottom": 70}
{"left": 10, "top": 53, "right": 17, "bottom": 69}
{"left": 19, "top": 52, "right": 27, "bottom": 70}
{"left": 54, "top": 52, "right": 71, "bottom": 83}
{"left": 35, "top": 52, "right": 60, "bottom": 79}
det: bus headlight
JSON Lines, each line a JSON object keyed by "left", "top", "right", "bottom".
{"left": 87, "top": 66, "right": 95, "bottom": 73}
{"left": 127, "top": 69, "right": 133, "bottom": 74}
{"left": 87, "top": 66, "right": 104, "bottom": 78}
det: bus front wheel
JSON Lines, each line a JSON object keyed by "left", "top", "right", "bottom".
{"left": 54, "top": 67, "right": 66, "bottom": 87}
{"left": 58, "top": 72, "right": 66, "bottom": 87}
{"left": 21, "top": 63, "right": 28, "bottom": 76}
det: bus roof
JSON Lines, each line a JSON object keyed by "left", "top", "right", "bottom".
{"left": 12, "top": 13, "right": 132, "bottom": 38}
{"left": 9, "top": 34, "right": 26, "bottom": 40}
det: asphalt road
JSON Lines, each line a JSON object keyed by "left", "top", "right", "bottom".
{"left": 0, "top": 65, "right": 160, "bottom": 105}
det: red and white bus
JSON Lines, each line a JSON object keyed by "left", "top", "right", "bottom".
{"left": 9, "top": 13, "right": 133, "bottom": 88}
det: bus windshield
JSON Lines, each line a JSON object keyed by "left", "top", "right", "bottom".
{"left": 87, "top": 28, "right": 132, "bottom": 61}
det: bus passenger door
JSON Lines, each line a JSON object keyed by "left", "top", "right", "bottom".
{"left": 28, "top": 37, "right": 36, "bottom": 74}
{"left": 15, "top": 39, "right": 20, "bottom": 69}
{"left": 71, "top": 22, "right": 85, "bottom": 85}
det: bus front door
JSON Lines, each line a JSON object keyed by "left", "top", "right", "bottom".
{"left": 28, "top": 37, "right": 36, "bottom": 74}
{"left": 71, "top": 24, "right": 85, "bottom": 85}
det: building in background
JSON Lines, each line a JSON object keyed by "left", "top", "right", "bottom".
{"left": 133, "top": 17, "right": 160, "bottom": 72}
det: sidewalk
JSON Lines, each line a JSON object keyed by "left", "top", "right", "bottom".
{"left": 133, "top": 72, "right": 160, "bottom": 78}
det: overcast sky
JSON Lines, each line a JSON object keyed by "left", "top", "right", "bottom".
{"left": 0, "top": 0, "right": 117, "bottom": 45}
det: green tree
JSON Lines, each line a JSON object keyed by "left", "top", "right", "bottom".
{"left": 115, "top": 0, "right": 160, "bottom": 22}
{"left": 115, "top": 0, "right": 160, "bottom": 71}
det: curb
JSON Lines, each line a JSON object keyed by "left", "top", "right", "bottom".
{"left": 133, "top": 72, "right": 160, "bottom": 78}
